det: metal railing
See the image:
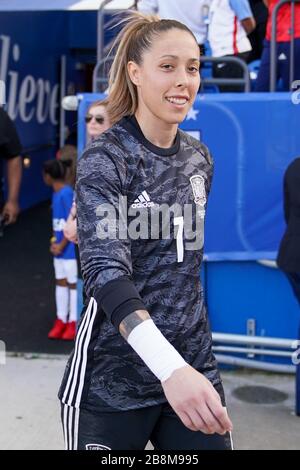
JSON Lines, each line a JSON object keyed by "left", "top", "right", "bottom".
{"left": 93, "top": 0, "right": 135, "bottom": 92}
{"left": 93, "top": 0, "right": 300, "bottom": 93}
{"left": 212, "top": 259, "right": 299, "bottom": 373}
{"left": 270, "top": 0, "right": 300, "bottom": 91}
{"left": 93, "top": 4, "right": 251, "bottom": 93}
{"left": 93, "top": 55, "right": 115, "bottom": 93}
{"left": 213, "top": 332, "right": 298, "bottom": 373}
{"left": 200, "top": 56, "right": 251, "bottom": 92}
{"left": 93, "top": 54, "right": 251, "bottom": 94}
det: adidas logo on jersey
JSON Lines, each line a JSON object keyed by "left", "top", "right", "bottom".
{"left": 131, "top": 191, "right": 155, "bottom": 209}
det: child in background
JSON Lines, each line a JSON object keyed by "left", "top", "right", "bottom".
{"left": 43, "top": 159, "right": 78, "bottom": 340}
{"left": 56, "top": 144, "right": 77, "bottom": 188}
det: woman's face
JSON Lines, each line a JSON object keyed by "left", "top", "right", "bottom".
{"left": 85, "top": 105, "right": 110, "bottom": 139}
{"left": 128, "top": 29, "right": 200, "bottom": 126}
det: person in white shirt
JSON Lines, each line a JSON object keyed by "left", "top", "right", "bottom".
{"left": 208, "top": 0, "right": 256, "bottom": 91}
{"left": 137, "top": 0, "right": 212, "bottom": 56}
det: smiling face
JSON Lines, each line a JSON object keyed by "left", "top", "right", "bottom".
{"left": 127, "top": 28, "right": 200, "bottom": 127}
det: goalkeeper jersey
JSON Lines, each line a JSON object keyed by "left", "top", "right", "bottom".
{"left": 59, "top": 115, "right": 221, "bottom": 411}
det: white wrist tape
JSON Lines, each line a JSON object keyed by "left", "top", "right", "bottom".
{"left": 127, "top": 319, "right": 187, "bottom": 382}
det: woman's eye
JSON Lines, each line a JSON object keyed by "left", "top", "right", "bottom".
{"left": 161, "top": 64, "right": 173, "bottom": 70}
{"left": 189, "top": 66, "right": 199, "bottom": 73}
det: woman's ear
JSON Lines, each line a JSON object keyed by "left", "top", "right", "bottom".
{"left": 127, "top": 61, "right": 141, "bottom": 87}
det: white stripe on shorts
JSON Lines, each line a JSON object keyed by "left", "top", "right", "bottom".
{"left": 61, "top": 298, "right": 97, "bottom": 450}
{"left": 229, "top": 431, "right": 234, "bottom": 450}
{"left": 62, "top": 298, "right": 96, "bottom": 404}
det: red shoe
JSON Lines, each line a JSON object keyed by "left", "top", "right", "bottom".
{"left": 48, "top": 319, "right": 66, "bottom": 339}
{"left": 61, "top": 321, "right": 76, "bottom": 341}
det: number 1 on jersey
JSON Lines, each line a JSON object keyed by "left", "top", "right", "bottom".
{"left": 174, "top": 216, "right": 184, "bottom": 263}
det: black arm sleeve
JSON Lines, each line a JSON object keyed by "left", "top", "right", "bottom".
{"left": 95, "top": 277, "right": 145, "bottom": 329}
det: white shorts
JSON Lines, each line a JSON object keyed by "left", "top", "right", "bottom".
{"left": 54, "top": 258, "right": 78, "bottom": 284}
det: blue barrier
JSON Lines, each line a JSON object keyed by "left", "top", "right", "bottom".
{"left": 181, "top": 93, "right": 300, "bottom": 261}
{"left": 206, "top": 261, "right": 299, "bottom": 340}
{"left": 78, "top": 93, "right": 300, "bottom": 258}
{"left": 77, "top": 92, "right": 300, "bottom": 342}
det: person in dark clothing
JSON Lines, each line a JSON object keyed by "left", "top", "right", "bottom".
{"left": 277, "top": 157, "right": 300, "bottom": 300}
{"left": 277, "top": 157, "right": 300, "bottom": 416}
{"left": 248, "top": 0, "right": 269, "bottom": 62}
{"left": 0, "top": 108, "right": 22, "bottom": 228}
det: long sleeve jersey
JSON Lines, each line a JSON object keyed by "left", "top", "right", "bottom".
{"left": 59, "top": 115, "right": 221, "bottom": 411}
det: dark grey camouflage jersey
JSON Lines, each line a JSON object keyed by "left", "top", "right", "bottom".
{"left": 58, "top": 115, "right": 221, "bottom": 412}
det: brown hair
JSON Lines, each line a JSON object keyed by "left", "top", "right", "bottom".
{"left": 87, "top": 99, "right": 108, "bottom": 114}
{"left": 103, "top": 11, "right": 198, "bottom": 125}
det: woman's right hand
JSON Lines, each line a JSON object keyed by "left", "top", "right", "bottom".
{"left": 161, "top": 365, "right": 233, "bottom": 435}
